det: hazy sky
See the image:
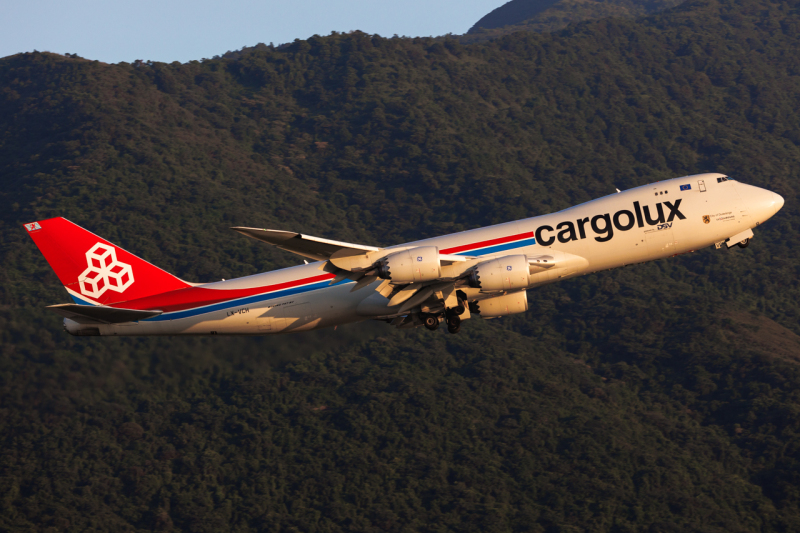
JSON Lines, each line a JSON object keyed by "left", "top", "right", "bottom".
{"left": 2, "top": 0, "right": 505, "bottom": 64}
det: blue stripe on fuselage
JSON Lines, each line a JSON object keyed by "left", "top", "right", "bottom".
{"left": 129, "top": 235, "right": 539, "bottom": 323}
{"left": 143, "top": 279, "right": 350, "bottom": 322}
{"left": 457, "top": 237, "right": 538, "bottom": 257}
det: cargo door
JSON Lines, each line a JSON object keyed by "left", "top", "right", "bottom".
{"left": 735, "top": 183, "right": 750, "bottom": 223}
{"left": 256, "top": 300, "right": 294, "bottom": 332}
{"left": 712, "top": 182, "right": 745, "bottom": 228}
{"left": 257, "top": 315, "right": 287, "bottom": 332}
{"left": 645, "top": 229, "right": 677, "bottom": 258}
{"left": 281, "top": 302, "right": 321, "bottom": 332}
{"left": 259, "top": 301, "right": 321, "bottom": 333}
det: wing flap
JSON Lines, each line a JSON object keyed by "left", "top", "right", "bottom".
{"left": 48, "top": 304, "right": 162, "bottom": 324}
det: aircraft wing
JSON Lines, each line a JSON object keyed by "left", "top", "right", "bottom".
{"left": 48, "top": 304, "right": 163, "bottom": 324}
{"left": 231, "top": 227, "right": 381, "bottom": 262}
{"left": 232, "top": 227, "right": 470, "bottom": 268}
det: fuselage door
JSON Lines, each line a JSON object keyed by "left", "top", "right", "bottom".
{"left": 257, "top": 316, "right": 286, "bottom": 331}
{"left": 645, "top": 229, "right": 676, "bottom": 259}
{"left": 698, "top": 180, "right": 706, "bottom": 192}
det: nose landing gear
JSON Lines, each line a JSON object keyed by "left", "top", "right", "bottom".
{"left": 716, "top": 236, "right": 753, "bottom": 250}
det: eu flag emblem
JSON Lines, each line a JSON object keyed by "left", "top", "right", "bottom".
{"left": 680, "top": 184, "right": 691, "bottom": 191}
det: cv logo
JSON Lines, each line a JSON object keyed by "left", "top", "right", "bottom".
{"left": 78, "top": 243, "right": 134, "bottom": 298}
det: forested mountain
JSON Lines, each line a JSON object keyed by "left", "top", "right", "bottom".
{"left": 2, "top": 0, "right": 800, "bottom": 530}
{"left": 466, "top": 0, "right": 685, "bottom": 39}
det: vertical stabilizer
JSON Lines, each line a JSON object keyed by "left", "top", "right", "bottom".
{"left": 24, "top": 218, "right": 191, "bottom": 305}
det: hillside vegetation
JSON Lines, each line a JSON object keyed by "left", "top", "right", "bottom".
{"left": 466, "top": 0, "right": 686, "bottom": 40}
{"left": 2, "top": 0, "right": 800, "bottom": 530}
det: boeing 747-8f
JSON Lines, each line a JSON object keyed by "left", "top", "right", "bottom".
{"left": 25, "top": 173, "right": 783, "bottom": 336}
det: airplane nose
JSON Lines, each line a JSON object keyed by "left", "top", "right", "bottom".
{"left": 773, "top": 192, "right": 785, "bottom": 213}
{"left": 753, "top": 188, "right": 784, "bottom": 221}
{"left": 737, "top": 184, "right": 784, "bottom": 223}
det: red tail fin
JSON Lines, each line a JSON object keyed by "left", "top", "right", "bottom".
{"left": 24, "top": 217, "right": 191, "bottom": 305}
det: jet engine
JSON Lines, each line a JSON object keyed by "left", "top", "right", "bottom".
{"left": 472, "top": 291, "right": 528, "bottom": 318}
{"left": 467, "top": 254, "right": 530, "bottom": 291}
{"left": 377, "top": 246, "right": 441, "bottom": 283}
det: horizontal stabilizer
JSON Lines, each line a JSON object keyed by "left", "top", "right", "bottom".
{"left": 231, "top": 227, "right": 381, "bottom": 261}
{"left": 47, "top": 304, "right": 162, "bottom": 324}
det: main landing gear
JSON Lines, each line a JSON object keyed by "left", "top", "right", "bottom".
{"left": 420, "top": 313, "right": 461, "bottom": 334}
{"left": 422, "top": 314, "right": 439, "bottom": 331}
{"left": 420, "top": 295, "right": 467, "bottom": 334}
{"left": 445, "top": 295, "right": 467, "bottom": 334}
{"left": 737, "top": 238, "right": 750, "bottom": 249}
{"left": 445, "top": 312, "right": 461, "bottom": 334}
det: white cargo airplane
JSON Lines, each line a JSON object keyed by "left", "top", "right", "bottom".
{"left": 25, "top": 173, "right": 783, "bottom": 336}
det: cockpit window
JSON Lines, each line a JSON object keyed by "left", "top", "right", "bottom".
{"left": 717, "top": 177, "right": 729, "bottom": 183}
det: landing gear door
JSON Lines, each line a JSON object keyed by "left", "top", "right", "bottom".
{"left": 698, "top": 180, "right": 706, "bottom": 192}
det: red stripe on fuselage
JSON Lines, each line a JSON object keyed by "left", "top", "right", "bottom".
{"left": 440, "top": 231, "right": 534, "bottom": 255}
{"left": 103, "top": 230, "right": 533, "bottom": 312}
{"left": 106, "top": 273, "right": 336, "bottom": 312}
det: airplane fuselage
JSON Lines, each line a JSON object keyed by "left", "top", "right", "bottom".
{"left": 57, "top": 173, "right": 783, "bottom": 336}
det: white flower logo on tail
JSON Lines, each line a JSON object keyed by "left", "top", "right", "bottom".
{"left": 78, "top": 243, "right": 134, "bottom": 298}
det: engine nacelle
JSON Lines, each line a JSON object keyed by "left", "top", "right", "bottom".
{"left": 377, "top": 246, "right": 441, "bottom": 283}
{"left": 467, "top": 254, "right": 530, "bottom": 292}
{"left": 473, "top": 291, "right": 528, "bottom": 318}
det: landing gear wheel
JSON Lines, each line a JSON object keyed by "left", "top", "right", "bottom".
{"left": 737, "top": 238, "right": 750, "bottom": 249}
{"left": 453, "top": 298, "right": 466, "bottom": 316}
{"left": 423, "top": 314, "right": 440, "bottom": 331}
{"left": 446, "top": 314, "right": 461, "bottom": 334}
